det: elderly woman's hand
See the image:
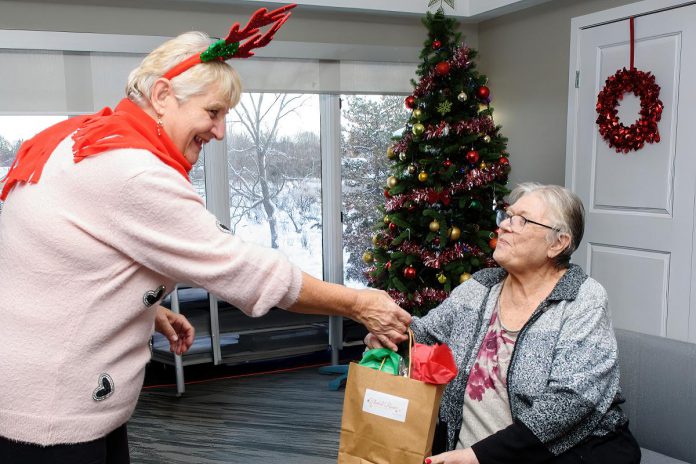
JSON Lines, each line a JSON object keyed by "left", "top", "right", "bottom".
{"left": 425, "top": 448, "right": 480, "bottom": 464}
{"left": 354, "top": 289, "right": 411, "bottom": 351}
{"left": 363, "top": 332, "right": 385, "bottom": 349}
{"left": 154, "top": 306, "right": 195, "bottom": 355}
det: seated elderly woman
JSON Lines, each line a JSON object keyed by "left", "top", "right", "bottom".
{"left": 366, "top": 183, "right": 640, "bottom": 464}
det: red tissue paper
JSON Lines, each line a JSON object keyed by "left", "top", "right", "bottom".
{"left": 410, "top": 343, "right": 458, "bottom": 384}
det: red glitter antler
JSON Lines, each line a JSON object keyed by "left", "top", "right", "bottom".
{"left": 225, "top": 4, "right": 296, "bottom": 58}
{"left": 163, "top": 4, "right": 296, "bottom": 80}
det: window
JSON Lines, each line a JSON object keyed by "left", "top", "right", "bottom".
{"left": 0, "top": 115, "right": 68, "bottom": 212}
{"left": 340, "top": 95, "right": 410, "bottom": 288}
{"left": 189, "top": 152, "right": 206, "bottom": 204}
{"left": 226, "top": 93, "right": 322, "bottom": 279}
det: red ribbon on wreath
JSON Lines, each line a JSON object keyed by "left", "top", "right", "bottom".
{"left": 595, "top": 16, "right": 663, "bottom": 154}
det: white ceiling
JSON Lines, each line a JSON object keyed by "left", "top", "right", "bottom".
{"left": 168, "top": 0, "right": 556, "bottom": 21}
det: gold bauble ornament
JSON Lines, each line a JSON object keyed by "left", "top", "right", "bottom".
{"left": 412, "top": 123, "right": 425, "bottom": 136}
{"left": 407, "top": 164, "right": 417, "bottom": 175}
{"left": 429, "top": 220, "right": 440, "bottom": 232}
{"left": 412, "top": 108, "right": 423, "bottom": 120}
{"left": 437, "top": 273, "right": 447, "bottom": 284}
{"left": 418, "top": 171, "right": 429, "bottom": 182}
{"left": 383, "top": 215, "right": 390, "bottom": 224}
{"left": 448, "top": 226, "right": 461, "bottom": 241}
{"left": 459, "top": 272, "right": 472, "bottom": 283}
{"left": 387, "top": 176, "right": 398, "bottom": 188}
{"left": 362, "top": 251, "right": 374, "bottom": 263}
{"left": 399, "top": 152, "right": 408, "bottom": 161}
{"left": 483, "top": 135, "right": 491, "bottom": 143}
{"left": 479, "top": 161, "right": 488, "bottom": 169}
{"left": 387, "top": 146, "right": 396, "bottom": 159}
{"left": 372, "top": 235, "right": 379, "bottom": 245}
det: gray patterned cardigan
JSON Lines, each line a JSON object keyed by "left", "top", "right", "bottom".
{"left": 410, "top": 264, "right": 628, "bottom": 457}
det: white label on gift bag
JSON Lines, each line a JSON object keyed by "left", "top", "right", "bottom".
{"left": 362, "top": 388, "right": 409, "bottom": 422}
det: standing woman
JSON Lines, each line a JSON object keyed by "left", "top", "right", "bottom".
{"left": 366, "top": 183, "right": 640, "bottom": 463}
{"left": 0, "top": 6, "right": 410, "bottom": 463}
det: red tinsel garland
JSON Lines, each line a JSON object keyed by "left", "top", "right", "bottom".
{"left": 422, "top": 116, "right": 495, "bottom": 141}
{"left": 387, "top": 288, "right": 450, "bottom": 310}
{"left": 384, "top": 163, "right": 509, "bottom": 212}
{"left": 398, "top": 240, "right": 487, "bottom": 269}
{"left": 413, "top": 45, "right": 471, "bottom": 99}
{"left": 393, "top": 133, "right": 413, "bottom": 154}
{"left": 595, "top": 67, "right": 662, "bottom": 153}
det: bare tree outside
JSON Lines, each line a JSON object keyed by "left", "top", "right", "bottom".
{"left": 0, "top": 135, "right": 22, "bottom": 168}
{"left": 227, "top": 93, "right": 321, "bottom": 253}
{"left": 0, "top": 135, "right": 25, "bottom": 215}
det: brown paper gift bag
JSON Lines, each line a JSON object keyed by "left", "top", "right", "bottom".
{"left": 337, "top": 362, "right": 445, "bottom": 463}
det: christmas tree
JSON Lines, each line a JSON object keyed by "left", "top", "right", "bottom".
{"left": 364, "top": 8, "right": 511, "bottom": 316}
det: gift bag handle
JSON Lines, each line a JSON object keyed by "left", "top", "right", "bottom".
{"left": 407, "top": 328, "right": 415, "bottom": 379}
{"left": 375, "top": 331, "right": 415, "bottom": 377}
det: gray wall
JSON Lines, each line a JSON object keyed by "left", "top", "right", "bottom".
{"left": 0, "top": 1, "right": 477, "bottom": 59}
{"left": 477, "top": 0, "right": 636, "bottom": 188}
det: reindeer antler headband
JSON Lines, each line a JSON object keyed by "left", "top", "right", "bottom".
{"left": 163, "top": 3, "right": 296, "bottom": 80}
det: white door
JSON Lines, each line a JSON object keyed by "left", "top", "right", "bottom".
{"left": 566, "top": 1, "right": 696, "bottom": 342}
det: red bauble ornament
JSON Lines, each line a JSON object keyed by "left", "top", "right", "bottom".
{"left": 498, "top": 156, "right": 509, "bottom": 166}
{"left": 432, "top": 39, "right": 442, "bottom": 49}
{"left": 403, "top": 266, "right": 417, "bottom": 280}
{"left": 595, "top": 67, "right": 662, "bottom": 153}
{"left": 385, "top": 261, "right": 392, "bottom": 271}
{"left": 405, "top": 95, "right": 416, "bottom": 109}
{"left": 489, "top": 237, "right": 498, "bottom": 249}
{"left": 443, "top": 159, "right": 453, "bottom": 168}
{"left": 435, "top": 61, "right": 451, "bottom": 76}
{"left": 388, "top": 222, "right": 397, "bottom": 232}
{"left": 384, "top": 188, "right": 391, "bottom": 198}
{"left": 466, "top": 149, "right": 480, "bottom": 164}
{"left": 477, "top": 85, "right": 490, "bottom": 99}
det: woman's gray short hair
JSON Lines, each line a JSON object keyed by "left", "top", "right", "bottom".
{"left": 508, "top": 182, "right": 585, "bottom": 268}
{"left": 126, "top": 31, "right": 242, "bottom": 109}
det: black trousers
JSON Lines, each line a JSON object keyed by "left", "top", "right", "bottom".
{"left": 433, "top": 422, "right": 640, "bottom": 464}
{"left": 0, "top": 423, "right": 129, "bottom": 464}
{"left": 549, "top": 425, "right": 641, "bottom": 464}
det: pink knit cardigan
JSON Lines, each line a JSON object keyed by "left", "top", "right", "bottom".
{"left": 0, "top": 139, "right": 302, "bottom": 445}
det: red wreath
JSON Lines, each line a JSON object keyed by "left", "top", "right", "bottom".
{"left": 595, "top": 67, "right": 663, "bottom": 153}
{"left": 595, "top": 17, "right": 663, "bottom": 154}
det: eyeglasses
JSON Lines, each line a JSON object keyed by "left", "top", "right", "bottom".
{"left": 495, "top": 209, "right": 560, "bottom": 233}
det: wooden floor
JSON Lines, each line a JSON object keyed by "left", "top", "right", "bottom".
{"left": 128, "top": 366, "right": 346, "bottom": 463}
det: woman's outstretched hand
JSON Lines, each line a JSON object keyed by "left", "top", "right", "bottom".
{"left": 425, "top": 448, "right": 480, "bottom": 464}
{"left": 353, "top": 289, "right": 411, "bottom": 351}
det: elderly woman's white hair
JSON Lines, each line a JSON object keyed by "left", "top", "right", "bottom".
{"left": 126, "top": 31, "right": 242, "bottom": 109}
{"left": 508, "top": 182, "right": 585, "bottom": 268}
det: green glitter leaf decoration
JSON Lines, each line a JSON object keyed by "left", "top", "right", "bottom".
{"left": 200, "top": 39, "right": 240, "bottom": 62}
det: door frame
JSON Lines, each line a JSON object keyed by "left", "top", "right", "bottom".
{"left": 565, "top": 0, "right": 694, "bottom": 190}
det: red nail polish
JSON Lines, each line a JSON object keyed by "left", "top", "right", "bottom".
{"left": 425, "top": 459, "right": 431, "bottom": 464}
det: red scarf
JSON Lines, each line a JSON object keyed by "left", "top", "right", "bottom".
{"left": 1, "top": 98, "right": 191, "bottom": 201}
